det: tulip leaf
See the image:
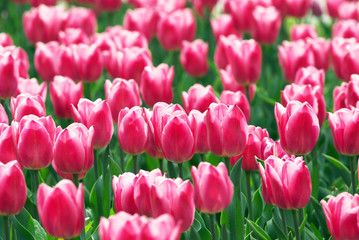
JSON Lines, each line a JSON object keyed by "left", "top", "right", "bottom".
{"left": 269, "top": 218, "right": 287, "bottom": 240}
{"left": 10, "top": 208, "right": 46, "bottom": 240}
{"left": 322, "top": 154, "right": 351, "bottom": 185}
{"left": 188, "top": 227, "right": 201, "bottom": 240}
{"left": 220, "top": 224, "right": 230, "bottom": 240}
{"left": 310, "top": 196, "right": 330, "bottom": 238}
{"left": 246, "top": 219, "right": 271, "bottom": 240}
{"left": 252, "top": 188, "right": 263, "bottom": 221}
{"left": 230, "top": 157, "right": 243, "bottom": 186}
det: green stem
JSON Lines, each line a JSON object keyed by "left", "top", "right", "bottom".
{"left": 209, "top": 214, "right": 216, "bottom": 240}
{"left": 119, "top": 147, "right": 125, "bottom": 172}
{"left": 73, "top": 173, "right": 79, "bottom": 187}
{"left": 158, "top": 158, "right": 163, "bottom": 173}
{"left": 94, "top": 149, "right": 99, "bottom": 180}
{"left": 133, "top": 155, "right": 138, "bottom": 174}
{"left": 245, "top": 171, "right": 252, "bottom": 220}
{"left": 3, "top": 216, "right": 9, "bottom": 240}
{"left": 84, "top": 82, "right": 91, "bottom": 100}
{"left": 279, "top": 208, "right": 288, "bottom": 239}
{"left": 32, "top": 170, "right": 40, "bottom": 195}
{"left": 200, "top": 153, "right": 206, "bottom": 162}
{"left": 292, "top": 210, "right": 300, "bottom": 240}
{"left": 224, "top": 157, "right": 231, "bottom": 172}
{"left": 312, "top": 146, "right": 319, "bottom": 199}
{"left": 178, "top": 163, "right": 183, "bottom": 179}
{"left": 351, "top": 156, "right": 357, "bottom": 194}
{"left": 245, "top": 85, "right": 251, "bottom": 103}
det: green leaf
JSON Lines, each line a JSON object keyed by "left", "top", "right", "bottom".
{"left": 246, "top": 219, "right": 271, "bottom": 240}
{"left": 230, "top": 157, "right": 243, "bottom": 186}
{"left": 11, "top": 208, "right": 46, "bottom": 240}
{"left": 252, "top": 188, "right": 263, "bottom": 221}
{"left": 167, "top": 161, "right": 177, "bottom": 178}
{"left": 322, "top": 154, "right": 351, "bottom": 185}
{"left": 270, "top": 218, "right": 287, "bottom": 240}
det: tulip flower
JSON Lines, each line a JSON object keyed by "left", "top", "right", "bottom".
{"left": 214, "top": 34, "right": 241, "bottom": 70}
{"left": 342, "top": 43, "right": 359, "bottom": 82}
{"left": 29, "top": 0, "right": 56, "bottom": 6}
{"left": 275, "top": 101, "right": 320, "bottom": 155}
{"left": 307, "top": 37, "right": 330, "bottom": 71}
{"left": 210, "top": 14, "right": 241, "bottom": 42}
{"left": 105, "top": 27, "right": 148, "bottom": 49}
{"left": 143, "top": 110, "right": 165, "bottom": 162}
{"left": 58, "top": 28, "right": 89, "bottom": 46}
{"left": 332, "top": 20, "right": 359, "bottom": 40}
{"left": 95, "top": 0, "right": 122, "bottom": 12}
{"left": 0, "top": 52, "right": 18, "bottom": 100}
{"left": 206, "top": 103, "right": 248, "bottom": 158}
{"left": 192, "top": 0, "right": 218, "bottom": 17}
{"left": 250, "top": 6, "right": 281, "bottom": 45}
{"left": 105, "top": 78, "right": 142, "bottom": 122}
{"left": 294, "top": 66, "right": 325, "bottom": 92}
{"left": 290, "top": 24, "right": 318, "bottom": 41}
{"left": 180, "top": 40, "right": 208, "bottom": 77}
{"left": 112, "top": 172, "right": 139, "bottom": 214}
{"left": 227, "top": 0, "right": 253, "bottom": 32}
{"left": 0, "top": 33, "right": 13, "bottom": 47}
{"left": 53, "top": 123, "right": 94, "bottom": 175}
{"left": 72, "top": 98, "right": 113, "bottom": 149}
{"left": 333, "top": 82, "right": 349, "bottom": 111}
{"left": 34, "top": 41, "right": 61, "bottom": 82}
{"left": 188, "top": 110, "right": 210, "bottom": 154}
{"left": 182, "top": 84, "right": 219, "bottom": 113}
{"left": 63, "top": 7, "right": 97, "bottom": 37}
{"left": 0, "top": 124, "right": 16, "bottom": 164}
{"left": 11, "top": 93, "right": 46, "bottom": 122}
{"left": 327, "top": 0, "right": 344, "bottom": 18}
{"left": 12, "top": 115, "right": 56, "bottom": 170}
{"left": 220, "top": 90, "right": 250, "bottom": 122}
{"left": 37, "top": 180, "right": 85, "bottom": 239}
{"left": 0, "top": 104, "right": 7, "bottom": 125}
{"left": 272, "top": 0, "right": 311, "bottom": 17}
{"left": 261, "top": 137, "right": 293, "bottom": 160}
{"left": 338, "top": 1, "right": 359, "bottom": 20}
{"left": 52, "top": 160, "right": 87, "bottom": 181}
{"left": 140, "top": 64, "right": 173, "bottom": 107}
{"left": 16, "top": 77, "right": 47, "bottom": 102}
{"left": 0, "top": 161, "right": 27, "bottom": 216}
{"left": 99, "top": 212, "right": 181, "bottom": 240}
{"left": 157, "top": 9, "right": 196, "bottom": 51}
{"left": 50, "top": 76, "right": 83, "bottom": 119}
{"left": 1, "top": 46, "right": 29, "bottom": 79}
{"left": 331, "top": 37, "right": 356, "bottom": 81}
{"left": 321, "top": 192, "right": 359, "bottom": 240}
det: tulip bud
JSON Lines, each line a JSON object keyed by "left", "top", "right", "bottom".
{"left": 75, "top": 44, "right": 103, "bottom": 82}
{"left": 210, "top": 14, "right": 241, "bottom": 42}
{"left": 188, "top": 110, "right": 210, "bottom": 153}
{"left": 37, "top": 180, "right": 85, "bottom": 239}
{"left": 327, "top": 0, "right": 344, "bottom": 18}
{"left": 72, "top": 98, "right": 113, "bottom": 149}
{"left": 331, "top": 37, "right": 357, "bottom": 81}
{"left": 182, "top": 84, "right": 219, "bottom": 113}
{"left": 214, "top": 34, "right": 241, "bottom": 70}
{"left": 34, "top": 42, "right": 60, "bottom": 82}
{"left": 105, "top": 27, "right": 148, "bottom": 49}
{"left": 275, "top": 101, "right": 320, "bottom": 155}
{"left": 251, "top": 6, "right": 281, "bottom": 45}
{"left": 0, "top": 52, "right": 18, "bottom": 100}
{"left": 272, "top": 0, "right": 311, "bottom": 17}
{"left": 0, "top": 33, "right": 13, "bottom": 47}
{"left": 294, "top": 66, "right": 325, "bottom": 92}
{"left": 140, "top": 64, "right": 174, "bottom": 107}
{"left": 342, "top": 43, "right": 359, "bottom": 82}
{"left": 180, "top": 40, "right": 208, "bottom": 77}
{"left": 290, "top": 24, "right": 318, "bottom": 41}
{"left": 112, "top": 172, "right": 139, "bottom": 214}
{"left": 220, "top": 90, "right": 250, "bottom": 122}
{"left": 0, "top": 161, "right": 27, "bottom": 216}
{"left": 105, "top": 79, "right": 142, "bottom": 122}
{"left": 191, "top": 162, "right": 233, "bottom": 213}
{"left": 227, "top": 0, "right": 254, "bottom": 32}
{"left": 50, "top": 76, "right": 83, "bottom": 119}
{"left": 53, "top": 123, "right": 94, "bottom": 174}
{"left": 11, "top": 94, "right": 46, "bottom": 122}
{"left": 321, "top": 192, "right": 359, "bottom": 240}
{"left": 157, "top": 9, "right": 196, "bottom": 51}
{"left": 64, "top": 7, "right": 97, "bottom": 37}
{"left": 207, "top": 103, "right": 248, "bottom": 157}
{"left": 124, "top": 8, "right": 159, "bottom": 41}
{"left": 16, "top": 77, "right": 47, "bottom": 103}
{"left": 333, "top": 82, "right": 348, "bottom": 111}
{"left": 258, "top": 155, "right": 311, "bottom": 209}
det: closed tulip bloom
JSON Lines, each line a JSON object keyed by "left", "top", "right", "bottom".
{"left": 105, "top": 79, "right": 142, "bottom": 122}
{"left": 16, "top": 77, "right": 47, "bottom": 102}
{"left": 52, "top": 160, "right": 87, "bottom": 181}
{"left": 251, "top": 6, "right": 281, "bottom": 45}
{"left": 95, "top": 0, "right": 122, "bottom": 12}
{"left": 227, "top": 0, "right": 254, "bottom": 32}
{"left": 331, "top": 37, "right": 356, "bottom": 81}
{"left": 157, "top": 9, "right": 196, "bottom": 51}
{"left": 346, "top": 75, "right": 359, "bottom": 107}
{"left": 273, "top": 0, "right": 311, "bottom": 17}
{"left": 275, "top": 101, "right": 320, "bottom": 155}
{"left": 99, "top": 212, "right": 181, "bottom": 240}
{"left": 278, "top": 40, "right": 314, "bottom": 83}
{"left": 0, "top": 52, "right": 18, "bottom": 100}
{"left": 214, "top": 34, "right": 241, "bottom": 70}
{"left": 281, "top": 84, "right": 326, "bottom": 126}
{"left": 0, "top": 33, "right": 13, "bottom": 47}
{"left": 327, "top": 0, "right": 344, "bottom": 18}
{"left": 207, "top": 103, "right": 248, "bottom": 157}
{"left": 230, "top": 126, "right": 269, "bottom": 171}
{"left": 63, "top": 7, "right": 97, "bottom": 37}
{"left": 342, "top": 44, "right": 359, "bottom": 82}
{"left": 294, "top": 66, "right": 325, "bottom": 92}
{"left": 105, "top": 27, "right": 148, "bottom": 49}
{"left": 12, "top": 115, "right": 56, "bottom": 170}
{"left": 290, "top": 24, "right": 318, "bottom": 41}
{"left": 50, "top": 76, "right": 83, "bottom": 119}
{"left": 261, "top": 137, "right": 292, "bottom": 160}
{"left": 225, "top": 39, "right": 262, "bottom": 85}
{"left": 140, "top": 64, "right": 174, "bottom": 107}
{"left": 328, "top": 107, "right": 359, "bottom": 156}
{"left": 210, "top": 14, "right": 241, "bottom": 42}
{"left": 306, "top": 37, "right": 330, "bottom": 71}
{"left": 180, "top": 40, "right": 208, "bottom": 77}
{"left": 182, "top": 84, "right": 219, "bottom": 113}
{"left": 0, "top": 105, "right": 7, "bottom": 124}
{"left": 11, "top": 94, "right": 46, "bottom": 122}
{"left": 338, "top": 1, "right": 359, "bottom": 20}
{"left": 321, "top": 192, "right": 359, "bottom": 240}
{"left": 54, "top": 123, "right": 94, "bottom": 174}
{"left": 0, "top": 161, "right": 27, "bottom": 216}
{"left": 124, "top": 8, "right": 159, "bottom": 41}
{"left": 118, "top": 107, "right": 148, "bottom": 155}
{"left": 333, "top": 82, "right": 348, "bottom": 111}
{"left": 1, "top": 46, "right": 30, "bottom": 79}
{"left": 34, "top": 42, "right": 60, "bottom": 82}
{"left": 112, "top": 172, "right": 139, "bottom": 214}
{"left": 72, "top": 98, "right": 113, "bottom": 149}
{"left": 220, "top": 90, "right": 250, "bottom": 122}
{"left": 37, "top": 180, "right": 84, "bottom": 239}
{"left": 192, "top": 0, "right": 218, "bottom": 17}
{"left": 258, "top": 155, "right": 311, "bottom": 209}
{"left": 192, "top": 162, "right": 233, "bottom": 214}
{"left": 332, "top": 20, "right": 359, "bottom": 40}
{"left": 189, "top": 110, "right": 210, "bottom": 153}
{"left": 59, "top": 28, "right": 89, "bottom": 46}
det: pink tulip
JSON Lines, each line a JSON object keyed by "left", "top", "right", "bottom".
{"left": 0, "top": 33, "right": 13, "bottom": 47}
{"left": 272, "top": 0, "right": 311, "bottom": 17}
{"left": 0, "top": 105, "right": 7, "bottom": 125}
{"left": 0, "top": 161, "right": 27, "bottom": 216}
{"left": 72, "top": 98, "right": 113, "bottom": 149}
{"left": 342, "top": 43, "right": 359, "bottom": 82}
{"left": 95, "top": 0, "right": 122, "bottom": 12}
{"left": 207, "top": 103, "right": 248, "bottom": 157}
{"left": 227, "top": 0, "right": 254, "bottom": 32}
{"left": 99, "top": 212, "right": 181, "bottom": 240}
{"left": 251, "top": 6, "right": 281, "bottom": 45}
{"left": 34, "top": 42, "right": 60, "bottom": 82}
{"left": 294, "top": 66, "right": 325, "bottom": 92}
{"left": 210, "top": 14, "right": 241, "bottom": 42}
{"left": 290, "top": 24, "right": 318, "bottom": 41}
{"left": 327, "top": 0, "right": 345, "bottom": 18}
{"left": 50, "top": 76, "right": 83, "bottom": 119}
{"left": 180, "top": 40, "right": 208, "bottom": 77}
{"left": 0, "top": 46, "right": 29, "bottom": 79}
{"left": 188, "top": 110, "right": 210, "bottom": 153}
{"left": 113, "top": 172, "right": 139, "bottom": 214}
{"left": 118, "top": 107, "right": 148, "bottom": 155}
{"left": 331, "top": 37, "right": 356, "bottom": 81}
{"left": 140, "top": 64, "right": 174, "bottom": 107}
{"left": 333, "top": 81, "right": 349, "bottom": 111}
{"left": 259, "top": 155, "right": 311, "bottom": 209}
{"left": 338, "top": 1, "right": 359, "bottom": 20}
{"left": 12, "top": 115, "right": 56, "bottom": 170}
{"left": 29, "top": 0, "right": 56, "bottom": 6}
{"left": 192, "top": 0, "right": 218, "bottom": 17}
{"left": 52, "top": 160, "right": 86, "bottom": 181}
{"left": 225, "top": 39, "right": 262, "bottom": 85}
{"left": 214, "top": 34, "right": 241, "bottom": 70}
{"left": 16, "top": 77, "right": 47, "bottom": 102}
{"left": 321, "top": 192, "right": 359, "bottom": 240}
{"left": 144, "top": 109, "right": 165, "bottom": 159}
{"left": 308, "top": 38, "right": 331, "bottom": 71}
{"left": 59, "top": 28, "right": 89, "bottom": 46}
{"left": 275, "top": 101, "right": 320, "bottom": 155}
{"left": 105, "top": 79, "right": 142, "bottom": 122}
{"left": 328, "top": 107, "right": 359, "bottom": 156}
{"left": 11, "top": 94, "right": 46, "bottom": 122}
{"left": 37, "top": 180, "right": 84, "bottom": 239}
{"left": 63, "top": 7, "right": 97, "bottom": 37}
{"left": 191, "top": 162, "right": 233, "bottom": 213}
{"left": 53, "top": 123, "right": 94, "bottom": 174}
{"left": 124, "top": 8, "right": 159, "bottom": 41}
{"left": 332, "top": 20, "right": 359, "bottom": 40}
{"left": 220, "top": 90, "right": 250, "bottom": 122}
{"left": 182, "top": 84, "right": 219, "bottom": 113}
{"left": 0, "top": 52, "right": 18, "bottom": 100}
{"left": 105, "top": 27, "right": 148, "bottom": 49}
{"left": 261, "top": 137, "right": 293, "bottom": 160}
{"left": 278, "top": 40, "right": 314, "bottom": 83}
{"left": 157, "top": 9, "right": 196, "bottom": 51}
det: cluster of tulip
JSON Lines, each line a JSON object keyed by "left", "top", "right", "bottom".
{"left": 3, "top": 0, "right": 359, "bottom": 239}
